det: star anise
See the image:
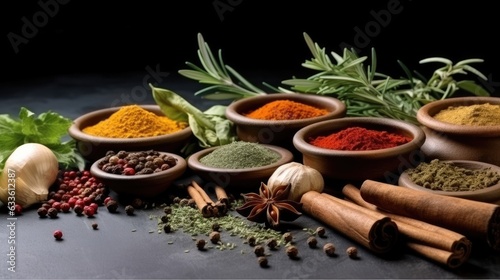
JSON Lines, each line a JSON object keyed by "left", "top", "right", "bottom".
{"left": 236, "top": 182, "right": 302, "bottom": 229}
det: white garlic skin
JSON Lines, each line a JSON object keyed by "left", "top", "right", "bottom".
{"left": 267, "top": 162, "right": 324, "bottom": 202}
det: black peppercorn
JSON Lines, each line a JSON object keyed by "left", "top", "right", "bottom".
{"left": 323, "top": 243, "right": 336, "bottom": 256}
{"left": 106, "top": 200, "right": 118, "bottom": 213}
{"left": 48, "top": 207, "right": 58, "bottom": 218}
{"left": 283, "top": 232, "right": 293, "bottom": 243}
{"left": 307, "top": 236, "right": 318, "bottom": 248}
{"left": 161, "top": 215, "right": 169, "bottom": 223}
{"left": 163, "top": 206, "right": 172, "bottom": 214}
{"left": 211, "top": 223, "right": 220, "bottom": 232}
{"left": 286, "top": 245, "right": 299, "bottom": 259}
{"left": 316, "top": 226, "right": 326, "bottom": 237}
{"left": 179, "top": 198, "right": 189, "bottom": 207}
{"left": 266, "top": 238, "right": 278, "bottom": 250}
{"left": 37, "top": 207, "right": 48, "bottom": 218}
{"left": 163, "top": 224, "right": 171, "bottom": 233}
{"left": 247, "top": 236, "right": 256, "bottom": 247}
{"left": 92, "top": 223, "right": 98, "bottom": 230}
{"left": 73, "top": 204, "right": 84, "bottom": 215}
{"left": 254, "top": 245, "right": 265, "bottom": 257}
{"left": 209, "top": 231, "right": 221, "bottom": 244}
{"left": 346, "top": 246, "right": 358, "bottom": 258}
{"left": 196, "top": 239, "right": 206, "bottom": 250}
{"left": 257, "top": 256, "right": 268, "bottom": 268}
{"left": 125, "top": 205, "right": 135, "bottom": 216}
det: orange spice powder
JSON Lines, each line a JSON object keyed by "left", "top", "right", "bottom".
{"left": 244, "top": 99, "right": 329, "bottom": 120}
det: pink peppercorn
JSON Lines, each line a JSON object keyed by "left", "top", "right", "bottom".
{"left": 53, "top": 230, "right": 63, "bottom": 240}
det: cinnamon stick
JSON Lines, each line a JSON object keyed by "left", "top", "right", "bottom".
{"left": 342, "top": 183, "right": 472, "bottom": 268}
{"left": 300, "top": 191, "right": 399, "bottom": 254}
{"left": 186, "top": 185, "right": 213, "bottom": 218}
{"left": 360, "top": 180, "right": 500, "bottom": 251}
{"left": 191, "top": 181, "right": 214, "bottom": 204}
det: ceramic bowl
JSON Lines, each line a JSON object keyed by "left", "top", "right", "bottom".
{"left": 90, "top": 152, "right": 187, "bottom": 198}
{"left": 187, "top": 144, "right": 294, "bottom": 191}
{"left": 293, "top": 117, "right": 426, "bottom": 184}
{"left": 68, "top": 105, "right": 193, "bottom": 162}
{"left": 416, "top": 96, "right": 500, "bottom": 166}
{"left": 225, "top": 93, "right": 346, "bottom": 152}
{"left": 399, "top": 160, "right": 500, "bottom": 205}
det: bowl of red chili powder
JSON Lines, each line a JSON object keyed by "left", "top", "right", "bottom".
{"left": 293, "top": 117, "right": 426, "bottom": 183}
{"left": 416, "top": 96, "right": 500, "bottom": 166}
{"left": 225, "top": 93, "right": 346, "bottom": 153}
{"left": 69, "top": 104, "right": 193, "bottom": 162}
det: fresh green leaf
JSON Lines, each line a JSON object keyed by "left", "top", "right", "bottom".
{"left": 456, "top": 80, "right": 491, "bottom": 96}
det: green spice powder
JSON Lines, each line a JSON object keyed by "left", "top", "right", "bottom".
{"left": 200, "top": 141, "right": 281, "bottom": 169}
{"left": 406, "top": 159, "right": 500, "bottom": 192}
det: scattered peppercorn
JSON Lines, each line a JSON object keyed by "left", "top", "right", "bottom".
{"left": 323, "top": 243, "right": 336, "bottom": 256}
{"left": 212, "top": 223, "right": 220, "bottom": 232}
{"left": 316, "top": 226, "right": 326, "bottom": 237}
{"left": 37, "top": 207, "right": 48, "bottom": 218}
{"left": 60, "top": 202, "right": 71, "bottom": 213}
{"left": 53, "top": 230, "right": 63, "bottom": 240}
{"left": 307, "top": 236, "right": 318, "bottom": 248}
{"left": 131, "top": 198, "right": 144, "bottom": 209}
{"left": 163, "top": 224, "right": 171, "bottom": 233}
{"left": 163, "top": 206, "right": 172, "bottom": 214}
{"left": 286, "top": 245, "right": 299, "bottom": 259}
{"left": 92, "top": 223, "right": 98, "bottom": 230}
{"left": 48, "top": 207, "right": 58, "bottom": 218}
{"left": 84, "top": 206, "right": 95, "bottom": 217}
{"left": 73, "top": 204, "right": 84, "bottom": 215}
{"left": 173, "top": 197, "right": 181, "bottom": 204}
{"left": 266, "top": 238, "right": 278, "bottom": 250}
{"left": 179, "top": 198, "right": 189, "bottom": 207}
{"left": 209, "top": 231, "right": 221, "bottom": 244}
{"left": 254, "top": 245, "right": 265, "bottom": 257}
{"left": 188, "top": 199, "right": 196, "bottom": 208}
{"left": 196, "top": 239, "right": 206, "bottom": 250}
{"left": 257, "top": 256, "right": 268, "bottom": 268}
{"left": 346, "top": 246, "right": 358, "bottom": 259}
{"left": 125, "top": 205, "right": 135, "bottom": 216}
{"left": 247, "top": 236, "right": 256, "bottom": 247}
{"left": 283, "top": 232, "right": 293, "bottom": 243}
{"left": 160, "top": 215, "right": 169, "bottom": 223}
{"left": 106, "top": 200, "right": 118, "bottom": 213}
{"left": 14, "top": 204, "right": 23, "bottom": 216}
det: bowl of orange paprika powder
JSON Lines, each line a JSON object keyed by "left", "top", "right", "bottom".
{"left": 293, "top": 117, "right": 426, "bottom": 185}
{"left": 225, "top": 93, "right": 346, "bottom": 154}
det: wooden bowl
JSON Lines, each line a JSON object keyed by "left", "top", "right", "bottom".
{"left": 417, "top": 96, "right": 500, "bottom": 166}
{"left": 293, "top": 117, "right": 426, "bottom": 184}
{"left": 225, "top": 93, "right": 346, "bottom": 152}
{"left": 90, "top": 152, "right": 187, "bottom": 198}
{"left": 187, "top": 144, "right": 294, "bottom": 192}
{"left": 68, "top": 105, "right": 193, "bottom": 162}
{"left": 399, "top": 160, "right": 500, "bottom": 205}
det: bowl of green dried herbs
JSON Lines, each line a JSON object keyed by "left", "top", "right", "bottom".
{"left": 398, "top": 159, "right": 500, "bottom": 204}
{"left": 187, "top": 141, "right": 294, "bottom": 191}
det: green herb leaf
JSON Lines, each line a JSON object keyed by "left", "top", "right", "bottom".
{"left": 0, "top": 108, "right": 85, "bottom": 172}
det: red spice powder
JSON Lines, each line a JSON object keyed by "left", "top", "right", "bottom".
{"left": 309, "top": 127, "right": 412, "bottom": 151}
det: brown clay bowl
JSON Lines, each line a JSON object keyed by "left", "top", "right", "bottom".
{"left": 225, "top": 93, "right": 346, "bottom": 152}
{"left": 399, "top": 160, "right": 500, "bottom": 205}
{"left": 90, "top": 152, "right": 187, "bottom": 198}
{"left": 416, "top": 96, "right": 500, "bottom": 166}
{"left": 68, "top": 105, "right": 193, "bottom": 162}
{"left": 293, "top": 117, "right": 426, "bottom": 184}
{"left": 187, "top": 144, "right": 294, "bottom": 192}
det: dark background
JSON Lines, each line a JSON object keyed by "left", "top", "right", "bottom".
{"left": 2, "top": 0, "right": 500, "bottom": 96}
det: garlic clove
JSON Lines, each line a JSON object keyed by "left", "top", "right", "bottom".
{"left": 267, "top": 162, "right": 324, "bottom": 202}
{"left": 0, "top": 143, "right": 59, "bottom": 208}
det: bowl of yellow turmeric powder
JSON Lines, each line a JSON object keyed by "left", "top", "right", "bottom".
{"left": 69, "top": 104, "right": 192, "bottom": 162}
{"left": 417, "top": 96, "right": 500, "bottom": 166}
{"left": 225, "top": 93, "right": 346, "bottom": 153}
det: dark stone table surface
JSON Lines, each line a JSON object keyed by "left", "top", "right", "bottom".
{"left": 1, "top": 72, "right": 499, "bottom": 279}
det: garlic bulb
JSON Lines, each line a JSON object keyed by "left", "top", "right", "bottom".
{"left": 0, "top": 143, "right": 59, "bottom": 208}
{"left": 267, "top": 162, "right": 324, "bottom": 202}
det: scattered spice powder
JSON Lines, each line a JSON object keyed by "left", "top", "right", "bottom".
{"left": 433, "top": 103, "right": 500, "bottom": 126}
{"left": 309, "top": 127, "right": 412, "bottom": 151}
{"left": 200, "top": 141, "right": 281, "bottom": 169}
{"left": 244, "top": 99, "right": 329, "bottom": 120}
{"left": 83, "top": 105, "right": 187, "bottom": 138}
{"left": 405, "top": 159, "right": 500, "bottom": 192}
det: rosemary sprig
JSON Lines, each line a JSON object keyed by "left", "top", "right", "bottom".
{"left": 179, "top": 33, "right": 267, "bottom": 100}
{"left": 179, "top": 32, "right": 490, "bottom": 124}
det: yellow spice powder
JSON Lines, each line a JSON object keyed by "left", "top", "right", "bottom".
{"left": 433, "top": 103, "right": 500, "bottom": 126}
{"left": 83, "top": 105, "right": 187, "bottom": 138}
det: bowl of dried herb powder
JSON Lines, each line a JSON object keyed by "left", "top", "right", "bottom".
{"left": 399, "top": 159, "right": 500, "bottom": 204}
{"left": 187, "top": 141, "right": 294, "bottom": 191}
